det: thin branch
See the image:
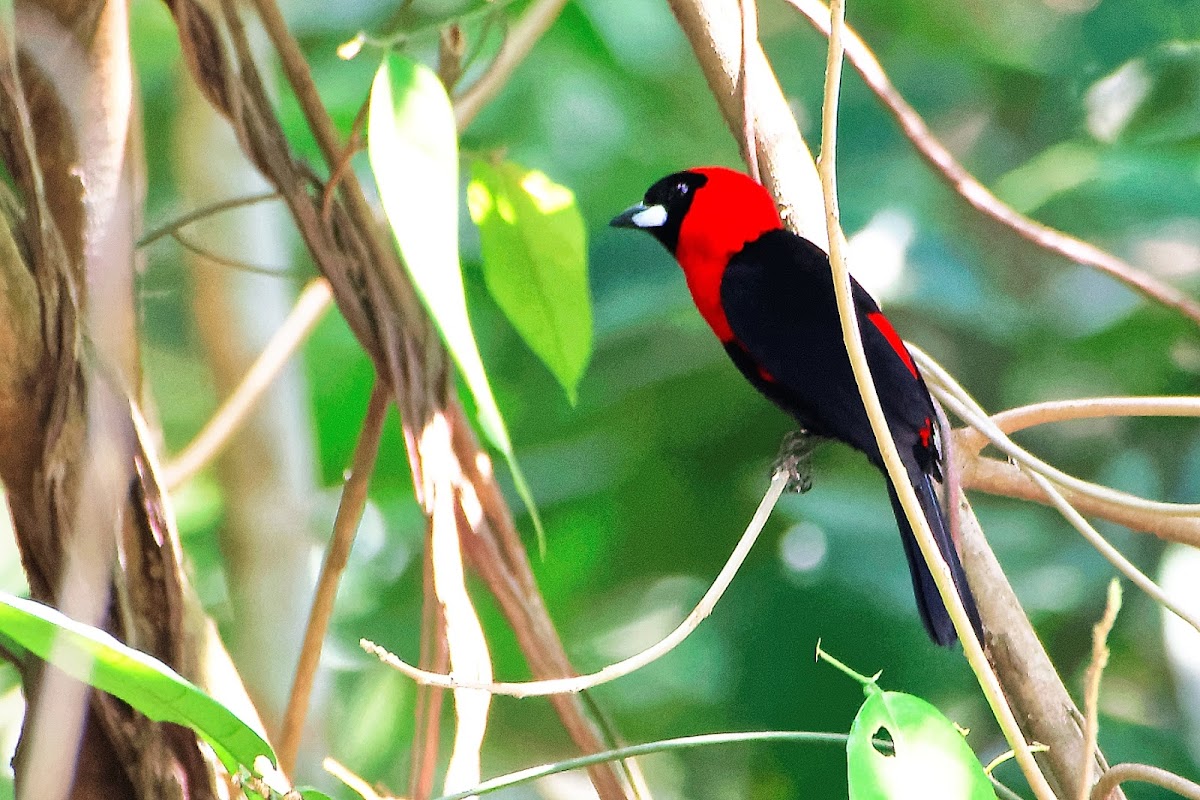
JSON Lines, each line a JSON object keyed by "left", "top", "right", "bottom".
{"left": 429, "top": 730, "right": 861, "bottom": 800}
{"left": 279, "top": 381, "right": 389, "bottom": 775}
{"left": 162, "top": 278, "right": 333, "bottom": 489}
{"left": 170, "top": 229, "right": 294, "bottom": 276}
{"left": 1024, "top": 468, "right": 1200, "bottom": 635}
{"left": 138, "top": 189, "right": 280, "bottom": 248}
{"left": 1079, "top": 579, "right": 1121, "bottom": 800}
{"left": 914, "top": 347, "right": 1200, "bottom": 517}
{"left": 324, "top": 757, "right": 383, "bottom": 800}
{"left": 1092, "top": 763, "right": 1200, "bottom": 800}
{"left": 320, "top": 90, "right": 371, "bottom": 225}
{"left": 737, "top": 0, "right": 760, "bottom": 183}
{"left": 453, "top": 0, "right": 570, "bottom": 129}
{"left": 410, "top": 544, "right": 451, "bottom": 800}
{"left": 783, "top": 0, "right": 1200, "bottom": 328}
{"left": 362, "top": 470, "right": 790, "bottom": 697}
{"left": 816, "top": 2, "right": 1056, "bottom": 797}
{"left": 419, "top": 411, "right": 493, "bottom": 795}
{"left": 961, "top": 456, "right": 1200, "bottom": 545}
{"left": 959, "top": 396, "right": 1200, "bottom": 456}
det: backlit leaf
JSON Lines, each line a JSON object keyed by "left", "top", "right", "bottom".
{"left": 468, "top": 160, "right": 592, "bottom": 404}
{"left": 0, "top": 593, "right": 271, "bottom": 776}
{"left": 847, "top": 690, "right": 996, "bottom": 800}
{"left": 366, "top": 53, "right": 544, "bottom": 550}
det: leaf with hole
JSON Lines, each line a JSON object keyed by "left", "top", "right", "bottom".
{"left": 847, "top": 689, "right": 996, "bottom": 800}
{"left": 367, "top": 53, "right": 544, "bottom": 550}
{"left": 0, "top": 592, "right": 272, "bottom": 777}
{"left": 468, "top": 159, "right": 592, "bottom": 404}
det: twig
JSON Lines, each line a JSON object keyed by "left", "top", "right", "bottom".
{"left": 737, "top": 0, "right": 760, "bottom": 183}
{"left": 138, "top": 189, "right": 280, "bottom": 248}
{"left": 1079, "top": 579, "right": 1121, "bottom": 800}
{"left": 1024, "top": 469, "right": 1200, "bottom": 636}
{"left": 959, "top": 396, "right": 1200, "bottom": 456}
{"left": 410, "top": 543, "right": 451, "bottom": 800}
{"left": 320, "top": 91, "right": 371, "bottom": 225}
{"left": 815, "top": 2, "right": 1056, "bottom": 798}
{"left": 956, "top": 490, "right": 1119, "bottom": 799}
{"left": 324, "top": 757, "right": 383, "bottom": 800}
{"left": 914, "top": 347, "right": 1200, "bottom": 517}
{"left": 430, "top": 730, "right": 857, "bottom": 800}
{"left": 363, "top": 470, "right": 790, "bottom": 696}
{"left": 169, "top": 229, "right": 293, "bottom": 276}
{"left": 1091, "top": 763, "right": 1200, "bottom": 800}
{"left": 962, "top": 456, "right": 1200, "bottom": 545}
{"left": 161, "top": 278, "right": 333, "bottom": 489}
{"left": 453, "top": 0, "right": 570, "bottom": 128}
{"left": 783, "top": 0, "right": 1200, "bottom": 328}
{"left": 278, "top": 381, "right": 389, "bottom": 775}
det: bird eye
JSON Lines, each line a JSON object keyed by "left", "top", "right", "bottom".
{"left": 676, "top": 182, "right": 690, "bottom": 195}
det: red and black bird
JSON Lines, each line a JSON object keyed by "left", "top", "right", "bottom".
{"left": 611, "top": 166, "right": 980, "bottom": 646}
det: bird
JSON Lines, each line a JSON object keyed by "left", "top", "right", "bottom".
{"left": 611, "top": 166, "right": 980, "bottom": 645}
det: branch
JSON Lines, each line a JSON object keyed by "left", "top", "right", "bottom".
{"left": 363, "top": 470, "right": 790, "bottom": 696}
{"left": 1078, "top": 580, "right": 1120, "bottom": 800}
{"left": 453, "top": 0, "right": 570, "bottom": 129}
{"left": 957, "top": 490, "right": 1117, "bottom": 800}
{"left": 783, "top": 0, "right": 1200, "bottom": 328}
{"left": 959, "top": 396, "right": 1200, "bottom": 456}
{"left": 664, "top": 0, "right": 1131, "bottom": 796}
{"left": 278, "top": 381, "right": 389, "bottom": 775}
{"left": 961, "top": 456, "right": 1200, "bottom": 546}
{"left": 1091, "top": 764, "right": 1200, "bottom": 800}
{"left": 665, "top": 0, "right": 829, "bottom": 250}
{"left": 138, "top": 190, "right": 280, "bottom": 248}
{"left": 162, "top": 278, "right": 333, "bottom": 490}
{"left": 915, "top": 348, "right": 1200, "bottom": 517}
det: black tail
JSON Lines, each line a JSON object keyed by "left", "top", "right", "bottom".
{"left": 886, "top": 472, "right": 982, "bottom": 647}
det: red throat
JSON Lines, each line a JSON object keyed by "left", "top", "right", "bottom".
{"left": 675, "top": 167, "right": 783, "bottom": 342}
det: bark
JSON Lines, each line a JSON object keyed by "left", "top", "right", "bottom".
{"left": 0, "top": 2, "right": 233, "bottom": 797}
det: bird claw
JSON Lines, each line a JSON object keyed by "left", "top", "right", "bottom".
{"left": 774, "top": 429, "right": 819, "bottom": 494}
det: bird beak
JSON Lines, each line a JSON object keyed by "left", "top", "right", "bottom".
{"left": 610, "top": 203, "right": 667, "bottom": 229}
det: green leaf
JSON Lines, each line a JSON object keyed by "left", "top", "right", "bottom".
{"left": 367, "top": 53, "right": 544, "bottom": 552}
{"left": 847, "top": 690, "right": 996, "bottom": 800}
{"left": 297, "top": 789, "right": 335, "bottom": 800}
{"left": 467, "top": 160, "right": 592, "bottom": 404}
{"left": 0, "top": 593, "right": 271, "bottom": 775}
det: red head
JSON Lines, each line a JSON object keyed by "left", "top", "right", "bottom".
{"left": 611, "top": 167, "right": 782, "bottom": 341}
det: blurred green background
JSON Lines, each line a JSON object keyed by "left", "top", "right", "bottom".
{"left": 19, "top": 0, "right": 1200, "bottom": 796}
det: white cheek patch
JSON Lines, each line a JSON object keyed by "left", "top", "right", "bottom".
{"left": 631, "top": 204, "right": 668, "bottom": 228}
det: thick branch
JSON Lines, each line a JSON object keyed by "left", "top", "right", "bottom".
{"left": 960, "top": 455, "right": 1200, "bottom": 546}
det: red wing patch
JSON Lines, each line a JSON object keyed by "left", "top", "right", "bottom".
{"left": 866, "top": 311, "right": 918, "bottom": 379}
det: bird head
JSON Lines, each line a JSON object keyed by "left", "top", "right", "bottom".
{"left": 609, "top": 166, "right": 781, "bottom": 258}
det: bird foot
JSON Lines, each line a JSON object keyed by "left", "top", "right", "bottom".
{"left": 773, "top": 429, "right": 820, "bottom": 494}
